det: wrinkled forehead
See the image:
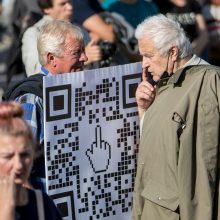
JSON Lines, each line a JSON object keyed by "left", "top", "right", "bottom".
{"left": 64, "top": 35, "right": 84, "bottom": 48}
{"left": 138, "top": 38, "right": 157, "bottom": 53}
{"left": 69, "top": 32, "right": 83, "bottom": 41}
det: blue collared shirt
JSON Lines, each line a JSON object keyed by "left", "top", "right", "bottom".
{"left": 15, "top": 67, "right": 49, "bottom": 145}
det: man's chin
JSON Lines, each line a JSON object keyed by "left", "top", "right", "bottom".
{"left": 153, "top": 76, "right": 160, "bottom": 82}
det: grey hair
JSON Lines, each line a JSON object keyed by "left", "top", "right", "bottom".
{"left": 135, "top": 14, "right": 193, "bottom": 58}
{"left": 37, "top": 20, "right": 84, "bottom": 65}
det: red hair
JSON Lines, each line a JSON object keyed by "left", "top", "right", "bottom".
{"left": 0, "top": 101, "right": 35, "bottom": 148}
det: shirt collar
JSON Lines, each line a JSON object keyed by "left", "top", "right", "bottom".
{"left": 168, "top": 54, "right": 209, "bottom": 85}
{"left": 41, "top": 66, "right": 50, "bottom": 76}
{"left": 183, "top": 54, "right": 209, "bottom": 67}
{"left": 43, "top": 15, "right": 54, "bottom": 22}
{"left": 157, "top": 72, "right": 172, "bottom": 87}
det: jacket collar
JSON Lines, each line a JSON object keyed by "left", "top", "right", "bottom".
{"left": 158, "top": 54, "right": 209, "bottom": 86}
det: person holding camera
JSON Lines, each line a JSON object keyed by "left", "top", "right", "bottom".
{"left": 73, "top": 0, "right": 116, "bottom": 43}
{"left": 73, "top": 0, "right": 133, "bottom": 68}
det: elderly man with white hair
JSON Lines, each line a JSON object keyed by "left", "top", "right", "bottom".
{"left": 133, "top": 14, "right": 220, "bottom": 220}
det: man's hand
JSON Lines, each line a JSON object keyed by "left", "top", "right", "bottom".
{"left": 85, "top": 39, "right": 103, "bottom": 65}
{"left": 86, "top": 126, "right": 111, "bottom": 173}
{"left": 136, "top": 69, "right": 156, "bottom": 118}
{"left": 0, "top": 173, "right": 15, "bottom": 220}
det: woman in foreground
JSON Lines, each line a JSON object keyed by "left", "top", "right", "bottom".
{"left": 0, "top": 101, "right": 62, "bottom": 220}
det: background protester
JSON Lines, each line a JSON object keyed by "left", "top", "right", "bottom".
{"left": 73, "top": 0, "right": 141, "bottom": 67}
{"left": 5, "top": 0, "right": 42, "bottom": 84}
{"left": 202, "top": 0, "right": 220, "bottom": 66}
{"left": 154, "top": 0, "right": 209, "bottom": 57}
{"left": 106, "top": 0, "right": 159, "bottom": 29}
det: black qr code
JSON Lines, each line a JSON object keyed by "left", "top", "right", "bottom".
{"left": 44, "top": 63, "right": 142, "bottom": 220}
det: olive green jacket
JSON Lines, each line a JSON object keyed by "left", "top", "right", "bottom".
{"left": 132, "top": 65, "right": 220, "bottom": 220}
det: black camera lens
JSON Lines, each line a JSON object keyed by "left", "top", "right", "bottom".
{"left": 98, "top": 41, "right": 117, "bottom": 60}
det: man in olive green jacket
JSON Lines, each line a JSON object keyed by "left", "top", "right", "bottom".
{"left": 132, "top": 14, "right": 219, "bottom": 220}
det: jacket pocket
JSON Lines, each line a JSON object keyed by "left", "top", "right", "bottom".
{"left": 141, "top": 178, "right": 179, "bottom": 212}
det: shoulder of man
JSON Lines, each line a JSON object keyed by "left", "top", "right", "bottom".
{"left": 189, "top": 64, "right": 220, "bottom": 74}
{"left": 2, "top": 73, "right": 45, "bottom": 101}
{"left": 182, "top": 64, "right": 220, "bottom": 85}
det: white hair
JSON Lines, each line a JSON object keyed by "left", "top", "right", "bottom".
{"left": 37, "top": 20, "right": 84, "bottom": 65}
{"left": 135, "top": 14, "right": 193, "bottom": 58}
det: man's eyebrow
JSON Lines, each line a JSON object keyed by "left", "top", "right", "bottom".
{"left": 141, "top": 52, "right": 154, "bottom": 56}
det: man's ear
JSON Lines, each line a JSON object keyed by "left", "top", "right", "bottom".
{"left": 170, "top": 47, "right": 179, "bottom": 62}
{"left": 47, "top": 52, "right": 56, "bottom": 67}
{"left": 43, "top": 8, "right": 51, "bottom": 16}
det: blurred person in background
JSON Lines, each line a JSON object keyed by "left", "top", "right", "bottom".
{"left": 99, "top": 0, "right": 117, "bottom": 9}
{"left": 107, "top": 0, "right": 159, "bottom": 29}
{"left": 103, "top": 0, "right": 159, "bottom": 63}
{"left": 154, "top": 0, "right": 209, "bottom": 58}
{"left": 202, "top": 0, "right": 220, "bottom": 66}
{"left": 5, "top": 0, "right": 42, "bottom": 84}
{"left": 0, "top": 101, "right": 62, "bottom": 219}
{"left": 73, "top": 0, "right": 137, "bottom": 67}
{"left": 0, "top": 0, "right": 14, "bottom": 77}
{"left": 73, "top": 0, "right": 116, "bottom": 42}
{"left": 0, "top": 0, "right": 2, "bottom": 15}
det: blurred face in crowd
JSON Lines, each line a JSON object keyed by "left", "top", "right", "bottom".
{"left": 45, "top": 0, "right": 73, "bottom": 21}
{"left": 211, "top": 0, "right": 220, "bottom": 5}
{"left": 52, "top": 34, "right": 88, "bottom": 73}
{"left": 0, "top": 135, "right": 33, "bottom": 186}
{"left": 138, "top": 38, "right": 170, "bottom": 82}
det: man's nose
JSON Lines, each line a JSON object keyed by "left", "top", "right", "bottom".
{"left": 142, "top": 57, "right": 150, "bottom": 68}
{"left": 80, "top": 51, "right": 88, "bottom": 62}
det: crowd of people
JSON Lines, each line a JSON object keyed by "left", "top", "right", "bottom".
{"left": 0, "top": 0, "right": 220, "bottom": 219}
{"left": 0, "top": 0, "right": 219, "bottom": 84}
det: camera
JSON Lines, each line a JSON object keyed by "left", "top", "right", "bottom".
{"left": 98, "top": 41, "right": 117, "bottom": 67}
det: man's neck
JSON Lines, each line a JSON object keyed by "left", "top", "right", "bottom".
{"left": 42, "top": 65, "right": 55, "bottom": 75}
{"left": 173, "top": 54, "right": 193, "bottom": 73}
